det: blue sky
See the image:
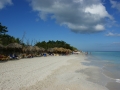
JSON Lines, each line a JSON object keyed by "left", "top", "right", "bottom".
{"left": 0, "top": 0, "right": 120, "bottom": 51}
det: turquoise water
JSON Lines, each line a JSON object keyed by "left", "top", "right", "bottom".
{"left": 90, "top": 51, "right": 120, "bottom": 80}
{"left": 91, "top": 51, "right": 120, "bottom": 63}
{"left": 82, "top": 51, "right": 120, "bottom": 90}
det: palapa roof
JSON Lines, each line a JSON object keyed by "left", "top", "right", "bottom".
{"left": 22, "top": 46, "right": 45, "bottom": 52}
{"left": 33, "top": 46, "right": 40, "bottom": 52}
{"left": 47, "top": 48, "right": 54, "bottom": 52}
{"left": 22, "top": 45, "right": 34, "bottom": 52}
{"left": 39, "top": 47, "right": 45, "bottom": 51}
{"left": 6, "top": 43, "right": 22, "bottom": 49}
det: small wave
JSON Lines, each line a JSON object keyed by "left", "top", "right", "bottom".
{"left": 116, "top": 79, "right": 120, "bottom": 83}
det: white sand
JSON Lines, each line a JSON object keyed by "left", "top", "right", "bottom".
{"left": 0, "top": 54, "right": 108, "bottom": 90}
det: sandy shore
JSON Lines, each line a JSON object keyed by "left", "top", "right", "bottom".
{"left": 0, "top": 54, "right": 108, "bottom": 90}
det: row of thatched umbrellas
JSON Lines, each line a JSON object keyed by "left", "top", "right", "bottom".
{"left": 22, "top": 46, "right": 45, "bottom": 52}
{"left": 0, "top": 43, "right": 72, "bottom": 53}
{"left": 0, "top": 43, "right": 45, "bottom": 53}
{"left": 47, "top": 47, "right": 72, "bottom": 53}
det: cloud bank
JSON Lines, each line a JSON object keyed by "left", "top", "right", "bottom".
{"left": 28, "top": 0, "right": 113, "bottom": 33}
{"left": 0, "top": 0, "right": 13, "bottom": 10}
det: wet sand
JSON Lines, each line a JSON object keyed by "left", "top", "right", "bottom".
{"left": 106, "top": 82, "right": 120, "bottom": 90}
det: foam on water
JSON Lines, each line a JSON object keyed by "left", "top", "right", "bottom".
{"left": 82, "top": 52, "right": 120, "bottom": 89}
{"left": 116, "top": 79, "right": 120, "bottom": 83}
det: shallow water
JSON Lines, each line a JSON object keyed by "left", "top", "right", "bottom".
{"left": 81, "top": 51, "right": 120, "bottom": 90}
{"left": 106, "top": 82, "right": 120, "bottom": 90}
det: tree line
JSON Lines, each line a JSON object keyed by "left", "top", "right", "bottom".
{"left": 0, "top": 23, "right": 21, "bottom": 46}
{"left": 35, "top": 40, "right": 77, "bottom": 51}
{"left": 0, "top": 23, "right": 78, "bottom": 51}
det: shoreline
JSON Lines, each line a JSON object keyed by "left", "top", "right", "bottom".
{"left": 83, "top": 54, "right": 120, "bottom": 90}
{"left": 0, "top": 54, "right": 109, "bottom": 90}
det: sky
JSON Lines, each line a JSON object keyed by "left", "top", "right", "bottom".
{"left": 0, "top": 0, "right": 120, "bottom": 51}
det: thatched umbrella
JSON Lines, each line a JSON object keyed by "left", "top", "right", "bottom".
{"left": 22, "top": 45, "right": 34, "bottom": 53}
{"left": 39, "top": 47, "right": 45, "bottom": 52}
{"left": 21, "top": 45, "right": 35, "bottom": 58}
{"left": 6, "top": 43, "right": 22, "bottom": 54}
{"left": 33, "top": 46, "right": 40, "bottom": 52}
{"left": 53, "top": 47, "right": 58, "bottom": 53}
{"left": 59, "top": 47, "right": 64, "bottom": 52}
{"left": 64, "top": 49, "right": 72, "bottom": 54}
{"left": 56, "top": 47, "right": 64, "bottom": 54}
{"left": 68, "top": 49, "right": 72, "bottom": 53}
{"left": 47, "top": 48, "right": 54, "bottom": 52}
{"left": 6, "top": 43, "right": 22, "bottom": 49}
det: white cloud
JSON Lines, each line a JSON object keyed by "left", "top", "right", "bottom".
{"left": 38, "top": 12, "right": 48, "bottom": 21}
{"left": 106, "top": 32, "right": 120, "bottom": 36}
{"left": 0, "top": 0, "right": 13, "bottom": 10}
{"left": 28, "top": 0, "right": 113, "bottom": 33}
{"left": 110, "top": 0, "right": 120, "bottom": 11}
{"left": 85, "top": 4, "right": 112, "bottom": 19}
{"left": 94, "top": 24, "right": 105, "bottom": 31}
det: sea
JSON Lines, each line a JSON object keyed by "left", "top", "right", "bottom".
{"left": 82, "top": 51, "right": 120, "bottom": 90}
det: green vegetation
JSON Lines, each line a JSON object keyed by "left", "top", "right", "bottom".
{"left": 0, "top": 22, "right": 78, "bottom": 51}
{"left": 35, "top": 40, "right": 77, "bottom": 51}
{"left": 0, "top": 34, "right": 21, "bottom": 46}
{"left": 0, "top": 23, "right": 8, "bottom": 35}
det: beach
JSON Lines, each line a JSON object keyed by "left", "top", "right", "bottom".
{"left": 0, "top": 54, "right": 108, "bottom": 90}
